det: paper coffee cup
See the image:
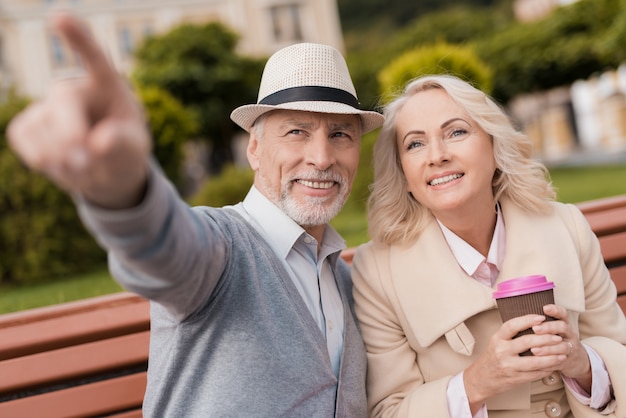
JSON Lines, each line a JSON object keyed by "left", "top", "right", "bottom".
{"left": 493, "top": 274, "right": 556, "bottom": 356}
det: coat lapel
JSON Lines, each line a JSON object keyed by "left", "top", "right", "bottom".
{"left": 388, "top": 199, "right": 585, "bottom": 355}
{"left": 498, "top": 200, "right": 585, "bottom": 313}
{"left": 389, "top": 217, "right": 496, "bottom": 351}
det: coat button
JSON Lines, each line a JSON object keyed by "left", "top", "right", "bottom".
{"left": 542, "top": 372, "right": 559, "bottom": 386}
{"left": 544, "top": 400, "right": 562, "bottom": 417}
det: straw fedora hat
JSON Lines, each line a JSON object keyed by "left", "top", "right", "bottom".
{"left": 230, "top": 42, "right": 384, "bottom": 133}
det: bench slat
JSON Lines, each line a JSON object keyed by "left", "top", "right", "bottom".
{"left": 577, "top": 195, "right": 626, "bottom": 215}
{"left": 0, "top": 298, "right": 149, "bottom": 361}
{"left": 0, "top": 372, "right": 146, "bottom": 418}
{"left": 583, "top": 206, "right": 626, "bottom": 237}
{"left": 0, "top": 331, "right": 149, "bottom": 393}
{"left": 0, "top": 293, "right": 146, "bottom": 329}
{"left": 340, "top": 247, "right": 355, "bottom": 265}
{"left": 598, "top": 231, "right": 626, "bottom": 265}
{"left": 109, "top": 410, "right": 143, "bottom": 418}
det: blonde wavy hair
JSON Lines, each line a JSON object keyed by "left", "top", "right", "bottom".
{"left": 368, "top": 74, "right": 556, "bottom": 245}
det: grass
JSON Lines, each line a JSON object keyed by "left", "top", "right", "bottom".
{"left": 1, "top": 163, "right": 625, "bottom": 315}
{"left": 549, "top": 164, "right": 626, "bottom": 204}
{"left": 0, "top": 269, "right": 122, "bottom": 314}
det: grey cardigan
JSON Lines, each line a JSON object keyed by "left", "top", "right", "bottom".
{"left": 78, "top": 171, "right": 367, "bottom": 417}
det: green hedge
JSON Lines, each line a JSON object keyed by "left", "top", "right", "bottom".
{"left": 0, "top": 93, "right": 106, "bottom": 285}
{"left": 0, "top": 85, "right": 197, "bottom": 285}
{"left": 378, "top": 42, "right": 493, "bottom": 102}
{"left": 190, "top": 164, "right": 254, "bottom": 207}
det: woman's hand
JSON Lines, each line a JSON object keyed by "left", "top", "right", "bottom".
{"left": 463, "top": 313, "right": 570, "bottom": 414}
{"left": 531, "top": 304, "right": 592, "bottom": 391}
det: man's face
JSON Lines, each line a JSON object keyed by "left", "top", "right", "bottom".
{"left": 247, "top": 110, "right": 361, "bottom": 229}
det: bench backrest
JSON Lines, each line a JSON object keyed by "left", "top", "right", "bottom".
{"left": 0, "top": 194, "right": 624, "bottom": 417}
{"left": 578, "top": 194, "right": 626, "bottom": 313}
{"left": 0, "top": 293, "right": 149, "bottom": 417}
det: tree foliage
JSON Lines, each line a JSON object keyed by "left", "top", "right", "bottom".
{"left": 0, "top": 93, "right": 106, "bottom": 285}
{"left": 347, "top": 0, "right": 626, "bottom": 107}
{"left": 136, "top": 85, "right": 198, "bottom": 188}
{"left": 132, "top": 22, "right": 265, "bottom": 173}
{"left": 346, "top": 4, "right": 511, "bottom": 110}
{"left": 337, "top": 0, "right": 499, "bottom": 31}
{"left": 378, "top": 42, "right": 494, "bottom": 102}
{"left": 189, "top": 164, "right": 253, "bottom": 208}
{"left": 0, "top": 84, "right": 199, "bottom": 285}
{"left": 473, "top": 0, "right": 624, "bottom": 102}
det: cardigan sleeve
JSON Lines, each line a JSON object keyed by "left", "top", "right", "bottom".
{"left": 77, "top": 161, "right": 229, "bottom": 321}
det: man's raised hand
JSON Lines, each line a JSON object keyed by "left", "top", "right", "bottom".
{"left": 7, "top": 12, "right": 151, "bottom": 209}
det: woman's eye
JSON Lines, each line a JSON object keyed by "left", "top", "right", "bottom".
{"left": 446, "top": 127, "right": 471, "bottom": 142}
{"left": 452, "top": 129, "right": 467, "bottom": 137}
{"left": 407, "top": 140, "right": 426, "bottom": 151}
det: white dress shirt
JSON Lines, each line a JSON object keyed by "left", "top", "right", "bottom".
{"left": 232, "top": 186, "right": 345, "bottom": 377}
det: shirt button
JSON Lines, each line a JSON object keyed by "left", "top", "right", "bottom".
{"left": 327, "top": 320, "right": 333, "bottom": 330}
{"left": 303, "top": 236, "right": 313, "bottom": 244}
{"left": 542, "top": 372, "right": 559, "bottom": 386}
{"left": 544, "top": 400, "right": 562, "bottom": 417}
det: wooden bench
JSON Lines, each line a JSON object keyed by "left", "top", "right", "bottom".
{"left": 0, "top": 293, "right": 150, "bottom": 418}
{"left": 577, "top": 194, "right": 626, "bottom": 313}
{"left": 0, "top": 195, "right": 624, "bottom": 417}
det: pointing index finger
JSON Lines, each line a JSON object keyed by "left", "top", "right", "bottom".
{"left": 50, "top": 12, "right": 116, "bottom": 85}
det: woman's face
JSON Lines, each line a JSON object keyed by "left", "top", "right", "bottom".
{"left": 395, "top": 88, "right": 497, "bottom": 220}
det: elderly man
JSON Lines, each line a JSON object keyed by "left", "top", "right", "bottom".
{"left": 7, "top": 13, "right": 383, "bottom": 417}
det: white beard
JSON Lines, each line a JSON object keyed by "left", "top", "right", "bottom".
{"left": 261, "top": 170, "right": 349, "bottom": 228}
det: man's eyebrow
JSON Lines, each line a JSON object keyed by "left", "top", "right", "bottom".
{"left": 279, "top": 119, "right": 314, "bottom": 129}
{"left": 328, "top": 121, "right": 359, "bottom": 131}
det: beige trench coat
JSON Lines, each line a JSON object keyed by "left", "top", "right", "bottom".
{"left": 353, "top": 199, "right": 626, "bottom": 418}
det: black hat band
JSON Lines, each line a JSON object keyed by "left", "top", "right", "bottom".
{"left": 259, "top": 86, "right": 360, "bottom": 109}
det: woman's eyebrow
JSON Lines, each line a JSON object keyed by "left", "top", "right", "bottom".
{"left": 440, "top": 117, "right": 469, "bottom": 129}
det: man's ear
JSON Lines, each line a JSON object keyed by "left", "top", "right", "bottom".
{"left": 247, "top": 133, "right": 260, "bottom": 171}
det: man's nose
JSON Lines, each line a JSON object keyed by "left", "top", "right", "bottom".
{"left": 306, "top": 134, "right": 336, "bottom": 170}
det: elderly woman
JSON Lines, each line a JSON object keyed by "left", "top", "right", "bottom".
{"left": 352, "top": 74, "right": 626, "bottom": 417}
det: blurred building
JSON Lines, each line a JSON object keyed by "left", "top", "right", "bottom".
{"left": 510, "top": 1, "right": 626, "bottom": 163}
{"left": 513, "top": 0, "right": 580, "bottom": 22}
{"left": 508, "top": 66, "right": 626, "bottom": 163}
{"left": 0, "top": 0, "right": 345, "bottom": 99}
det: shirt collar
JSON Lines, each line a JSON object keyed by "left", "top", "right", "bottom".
{"left": 236, "top": 186, "right": 345, "bottom": 260}
{"left": 437, "top": 203, "right": 506, "bottom": 276}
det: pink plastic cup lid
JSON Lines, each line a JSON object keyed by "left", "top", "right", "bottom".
{"left": 493, "top": 274, "right": 555, "bottom": 299}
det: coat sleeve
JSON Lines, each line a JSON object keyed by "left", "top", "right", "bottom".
{"left": 352, "top": 242, "right": 453, "bottom": 418}
{"left": 560, "top": 204, "right": 626, "bottom": 417}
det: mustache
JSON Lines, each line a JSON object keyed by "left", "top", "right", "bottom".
{"left": 289, "top": 169, "right": 345, "bottom": 184}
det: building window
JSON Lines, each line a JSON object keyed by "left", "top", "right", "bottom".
{"left": 50, "top": 34, "right": 66, "bottom": 66}
{"left": 269, "top": 4, "right": 303, "bottom": 43}
{"left": 49, "top": 32, "right": 81, "bottom": 70}
{"left": 119, "top": 27, "right": 134, "bottom": 56}
{"left": 117, "top": 22, "right": 153, "bottom": 57}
